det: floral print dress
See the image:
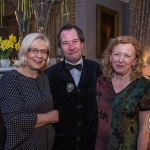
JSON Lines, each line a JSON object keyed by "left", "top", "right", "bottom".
{"left": 95, "top": 75, "right": 150, "bottom": 150}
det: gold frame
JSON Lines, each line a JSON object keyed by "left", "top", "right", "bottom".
{"left": 70, "top": 0, "right": 75, "bottom": 25}
{"left": 96, "top": 4, "right": 119, "bottom": 58}
{"left": 60, "top": 0, "right": 75, "bottom": 25}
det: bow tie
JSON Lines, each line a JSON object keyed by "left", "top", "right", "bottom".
{"left": 65, "top": 63, "right": 82, "bottom": 71}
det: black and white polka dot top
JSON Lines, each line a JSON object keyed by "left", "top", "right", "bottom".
{"left": 0, "top": 70, "right": 55, "bottom": 150}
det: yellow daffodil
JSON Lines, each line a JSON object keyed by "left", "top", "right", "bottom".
{"left": 7, "top": 40, "right": 14, "bottom": 49}
{"left": 15, "top": 43, "right": 20, "bottom": 51}
{"left": 2, "top": 40, "right": 7, "bottom": 44}
{"left": 9, "top": 34, "right": 16, "bottom": 43}
{"left": 1, "top": 43, "right": 8, "bottom": 51}
{"left": 0, "top": 34, "right": 20, "bottom": 59}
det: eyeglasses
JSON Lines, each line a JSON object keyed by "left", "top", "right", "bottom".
{"left": 28, "top": 48, "right": 49, "bottom": 55}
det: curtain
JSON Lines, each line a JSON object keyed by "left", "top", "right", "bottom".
{"left": 129, "top": 0, "right": 150, "bottom": 63}
{"left": 48, "top": 2, "right": 62, "bottom": 58}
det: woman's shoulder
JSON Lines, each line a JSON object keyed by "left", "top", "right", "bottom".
{"left": 1, "top": 69, "right": 18, "bottom": 80}
{"left": 136, "top": 76, "right": 150, "bottom": 85}
{"left": 38, "top": 71, "right": 49, "bottom": 83}
{"left": 97, "top": 75, "right": 109, "bottom": 82}
{"left": 132, "top": 76, "right": 150, "bottom": 94}
{"left": 97, "top": 75, "right": 111, "bottom": 89}
{"left": 0, "top": 70, "right": 19, "bottom": 91}
{"left": 39, "top": 71, "right": 48, "bottom": 79}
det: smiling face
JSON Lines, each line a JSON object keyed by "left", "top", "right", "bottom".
{"left": 110, "top": 43, "right": 137, "bottom": 77}
{"left": 25, "top": 39, "right": 48, "bottom": 72}
{"left": 60, "top": 29, "right": 83, "bottom": 64}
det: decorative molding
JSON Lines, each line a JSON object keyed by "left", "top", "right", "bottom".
{"left": 120, "top": 0, "right": 129, "bottom": 3}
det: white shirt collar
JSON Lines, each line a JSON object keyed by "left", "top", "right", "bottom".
{"left": 65, "top": 57, "right": 83, "bottom": 67}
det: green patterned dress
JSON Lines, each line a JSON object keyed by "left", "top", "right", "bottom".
{"left": 95, "top": 75, "right": 150, "bottom": 150}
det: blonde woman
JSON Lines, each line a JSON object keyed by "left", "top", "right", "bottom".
{"left": 0, "top": 33, "right": 59, "bottom": 150}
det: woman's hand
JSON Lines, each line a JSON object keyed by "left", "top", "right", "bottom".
{"left": 35, "top": 110, "right": 59, "bottom": 128}
{"left": 46, "top": 110, "right": 59, "bottom": 123}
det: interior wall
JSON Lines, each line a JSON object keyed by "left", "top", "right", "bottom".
{"left": 75, "top": 0, "right": 129, "bottom": 64}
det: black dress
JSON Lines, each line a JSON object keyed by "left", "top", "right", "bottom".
{"left": 0, "top": 70, "right": 54, "bottom": 150}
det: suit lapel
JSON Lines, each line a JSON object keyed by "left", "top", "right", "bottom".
{"left": 58, "top": 60, "right": 75, "bottom": 84}
{"left": 78, "top": 59, "right": 91, "bottom": 88}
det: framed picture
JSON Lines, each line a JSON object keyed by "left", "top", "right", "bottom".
{"left": 96, "top": 4, "right": 119, "bottom": 58}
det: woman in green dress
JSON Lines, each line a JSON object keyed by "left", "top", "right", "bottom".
{"left": 95, "top": 36, "right": 150, "bottom": 150}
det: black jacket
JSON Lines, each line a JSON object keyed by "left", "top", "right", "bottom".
{"left": 45, "top": 58, "right": 102, "bottom": 150}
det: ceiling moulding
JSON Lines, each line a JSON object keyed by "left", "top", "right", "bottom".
{"left": 120, "top": 0, "right": 129, "bottom": 3}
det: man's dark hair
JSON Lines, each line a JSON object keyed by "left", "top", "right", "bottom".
{"left": 57, "top": 24, "right": 85, "bottom": 48}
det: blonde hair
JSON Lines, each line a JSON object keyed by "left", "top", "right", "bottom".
{"left": 102, "top": 36, "right": 145, "bottom": 81}
{"left": 17, "top": 33, "right": 50, "bottom": 71}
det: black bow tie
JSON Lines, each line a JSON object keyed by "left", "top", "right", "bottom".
{"left": 65, "top": 63, "right": 82, "bottom": 71}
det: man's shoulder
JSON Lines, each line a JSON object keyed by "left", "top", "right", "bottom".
{"left": 48, "top": 63, "right": 59, "bottom": 69}
{"left": 84, "top": 59, "right": 100, "bottom": 67}
{"left": 45, "top": 62, "right": 63, "bottom": 73}
{"left": 84, "top": 59, "right": 102, "bottom": 76}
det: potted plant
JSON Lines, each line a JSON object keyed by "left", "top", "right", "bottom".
{"left": 0, "top": 34, "right": 20, "bottom": 67}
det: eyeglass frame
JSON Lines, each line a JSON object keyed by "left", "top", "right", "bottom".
{"left": 27, "top": 48, "right": 49, "bottom": 55}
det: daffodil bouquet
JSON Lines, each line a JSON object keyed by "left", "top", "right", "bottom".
{"left": 0, "top": 34, "right": 20, "bottom": 59}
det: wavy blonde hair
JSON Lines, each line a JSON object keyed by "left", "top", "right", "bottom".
{"left": 102, "top": 36, "right": 145, "bottom": 81}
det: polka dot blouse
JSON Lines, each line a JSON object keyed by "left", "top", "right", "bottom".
{"left": 0, "top": 70, "right": 55, "bottom": 150}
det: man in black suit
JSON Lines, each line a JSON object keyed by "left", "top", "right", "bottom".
{"left": 45, "top": 24, "right": 102, "bottom": 150}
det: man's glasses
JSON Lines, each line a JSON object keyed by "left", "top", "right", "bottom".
{"left": 28, "top": 48, "right": 49, "bottom": 55}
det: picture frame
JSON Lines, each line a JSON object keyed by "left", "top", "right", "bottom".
{"left": 96, "top": 4, "right": 119, "bottom": 58}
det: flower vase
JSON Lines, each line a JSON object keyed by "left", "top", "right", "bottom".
{"left": 1, "top": 59, "right": 10, "bottom": 68}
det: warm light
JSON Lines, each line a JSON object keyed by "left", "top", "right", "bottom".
{"left": 142, "top": 49, "right": 150, "bottom": 76}
{"left": 143, "top": 65, "right": 150, "bottom": 77}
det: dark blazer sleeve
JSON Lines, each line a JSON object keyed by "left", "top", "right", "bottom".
{"left": 84, "top": 60, "right": 102, "bottom": 149}
{"left": 96, "top": 63, "right": 102, "bottom": 79}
